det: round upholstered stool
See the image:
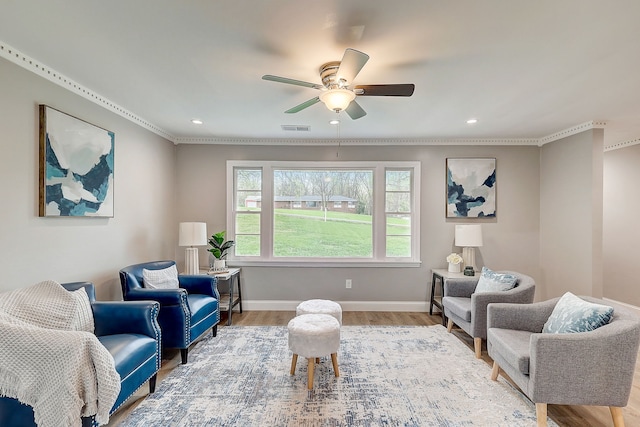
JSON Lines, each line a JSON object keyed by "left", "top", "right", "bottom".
{"left": 288, "top": 313, "right": 340, "bottom": 390}
{"left": 296, "top": 299, "right": 342, "bottom": 325}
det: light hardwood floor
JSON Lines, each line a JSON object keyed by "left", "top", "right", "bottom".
{"left": 107, "top": 311, "right": 640, "bottom": 426}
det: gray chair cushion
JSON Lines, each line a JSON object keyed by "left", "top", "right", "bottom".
{"left": 487, "top": 328, "right": 533, "bottom": 375}
{"left": 442, "top": 296, "right": 472, "bottom": 322}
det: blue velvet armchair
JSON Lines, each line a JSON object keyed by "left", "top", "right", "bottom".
{"left": 119, "top": 260, "right": 220, "bottom": 364}
{"left": 0, "top": 281, "right": 161, "bottom": 427}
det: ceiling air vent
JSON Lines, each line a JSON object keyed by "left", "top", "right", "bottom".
{"left": 281, "top": 125, "right": 310, "bottom": 132}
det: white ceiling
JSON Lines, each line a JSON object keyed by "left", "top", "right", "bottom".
{"left": 1, "top": 0, "right": 640, "bottom": 147}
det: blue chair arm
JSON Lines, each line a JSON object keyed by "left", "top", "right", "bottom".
{"left": 92, "top": 301, "right": 160, "bottom": 338}
{"left": 124, "top": 287, "right": 188, "bottom": 305}
{"left": 179, "top": 275, "right": 219, "bottom": 298}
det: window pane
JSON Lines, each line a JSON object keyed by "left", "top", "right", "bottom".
{"left": 236, "top": 169, "right": 261, "bottom": 191}
{"left": 385, "top": 192, "right": 411, "bottom": 213}
{"left": 386, "top": 235, "right": 411, "bottom": 257}
{"left": 386, "top": 170, "right": 411, "bottom": 191}
{"left": 235, "top": 213, "right": 260, "bottom": 234}
{"left": 386, "top": 214, "right": 411, "bottom": 236}
{"left": 235, "top": 235, "right": 260, "bottom": 256}
{"left": 273, "top": 169, "right": 373, "bottom": 257}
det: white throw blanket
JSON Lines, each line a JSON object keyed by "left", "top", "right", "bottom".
{"left": 0, "top": 281, "right": 120, "bottom": 427}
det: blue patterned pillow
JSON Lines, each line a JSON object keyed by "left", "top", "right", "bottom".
{"left": 474, "top": 267, "right": 518, "bottom": 293}
{"left": 542, "top": 292, "right": 613, "bottom": 334}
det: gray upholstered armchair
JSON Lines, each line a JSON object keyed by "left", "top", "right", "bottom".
{"left": 487, "top": 297, "right": 640, "bottom": 427}
{"left": 442, "top": 271, "right": 535, "bottom": 358}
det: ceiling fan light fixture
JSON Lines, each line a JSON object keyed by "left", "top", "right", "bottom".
{"left": 319, "top": 88, "right": 356, "bottom": 112}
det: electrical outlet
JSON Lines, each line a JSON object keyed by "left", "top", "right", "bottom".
{"left": 346, "top": 279, "right": 352, "bottom": 289}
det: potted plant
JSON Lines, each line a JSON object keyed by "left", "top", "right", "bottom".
{"left": 208, "top": 231, "right": 235, "bottom": 271}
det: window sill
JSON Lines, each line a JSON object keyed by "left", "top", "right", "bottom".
{"left": 229, "top": 260, "right": 422, "bottom": 268}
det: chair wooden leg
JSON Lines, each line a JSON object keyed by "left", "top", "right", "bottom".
{"left": 180, "top": 348, "right": 188, "bottom": 364}
{"left": 447, "top": 318, "right": 454, "bottom": 333}
{"left": 474, "top": 337, "right": 482, "bottom": 358}
{"left": 307, "top": 358, "right": 314, "bottom": 390}
{"left": 490, "top": 361, "right": 500, "bottom": 381}
{"left": 149, "top": 373, "right": 157, "bottom": 393}
{"left": 316, "top": 357, "right": 320, "bottom": 364}
{"left": 535, "top": 403, "right": 547, "bottom": 427}
{"left": 331, "top": 353, "right": 339, "bottom": 377}
{"left": 290, "top": 354, "right": 298, "bottom": 375}
{"left": 610, "top": 406, "right": 625, "bottom": 427}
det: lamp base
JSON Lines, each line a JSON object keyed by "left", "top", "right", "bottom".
{"left": 462, "top": 247, "right": 477, "bottom": 272}
{"left": 184, "top": 247, "right": 199, "bottom": 275}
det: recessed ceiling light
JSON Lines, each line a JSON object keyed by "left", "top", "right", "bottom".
{"left": 191, "top": 119, "right": 203, "bottom": 125}
{"left": 466, "top": 118, "right": 478, "bottom": 124}
{"left": 329, "top": 119, "right": 340, "bottom": 125}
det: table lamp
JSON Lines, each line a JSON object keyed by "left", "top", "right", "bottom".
{"left": 179, "top": 222, "right": 207, "bottom": 274}
{"left": 455, "top": 224, "right": 483, "bottom": 272}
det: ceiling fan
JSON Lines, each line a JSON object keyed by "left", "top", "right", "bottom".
{"left": 262, "top": 48, "right": 415, "bottom": 120}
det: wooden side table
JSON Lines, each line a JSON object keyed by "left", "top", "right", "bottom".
{"left": 430, "top": 268, "right": 479, "bottom": 326}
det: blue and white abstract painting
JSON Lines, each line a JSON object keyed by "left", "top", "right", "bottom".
{"left": 447, "top": 158, "right": 496, "bottom": 217}
{"left": 39, "top": 106, "right": 115, "bottom": 217}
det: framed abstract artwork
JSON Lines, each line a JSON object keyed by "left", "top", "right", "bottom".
{"left": 39, "top": 105, "right": 115, "bottom": 217}
{"left": 446, "top": 157, "right": 496, "bottom": 218}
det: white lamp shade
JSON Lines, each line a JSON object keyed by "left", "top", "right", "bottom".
{"left": 178, "top": 222, "right": 207, "bottom": 246}
{"left": 319, "top": 88, "right": 356, "bottom": 112}
{"left": 455, "top": 224, "right": 483, "bottom": 247}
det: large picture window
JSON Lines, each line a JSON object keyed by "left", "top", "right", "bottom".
{"left": 227, "top": 161, "right": 420, "bottom": 266}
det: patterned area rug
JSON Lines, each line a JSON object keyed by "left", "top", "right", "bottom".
{"left": 121, "top": 325, "right": 556, "bottom": 426}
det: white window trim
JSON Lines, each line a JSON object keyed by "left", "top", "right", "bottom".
{"left": 226, "top": 160, "right": 421, "bottom": 267}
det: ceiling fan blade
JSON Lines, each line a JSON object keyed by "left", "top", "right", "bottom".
{"left": 345, "top": 100, "right": 367, "bottom": 120}
{"left": 285, "top": 97, "right": 321, "bottom": 113}
{"left": 262, "top": 75, "right": 324, "bottom": 90}
{"left": 354, "top": 84, "right": 415, "bottom": 97}
{"left": 336, "top": 48, "right": 369, "bottom": 83}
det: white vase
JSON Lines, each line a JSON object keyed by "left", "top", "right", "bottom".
{"left": 448, "top": 262, "right": 461, "bottom": 273}
{"left": 213, "top": 259, "right": 226, "bottom": 271}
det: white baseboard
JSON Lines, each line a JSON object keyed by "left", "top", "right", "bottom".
{"left": 242, "top": 300, "right": 429, "bottom": 312}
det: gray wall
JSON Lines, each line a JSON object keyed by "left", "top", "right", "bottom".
{"left": 176, "top": 143, "right": 542, "bottom": 309}
{"left": 2, "top": 53, "right": 626, "bottom": 310}
{"left": 0, "top": 57, "right": 178, "bottom": 300}
{"left": 539, "top": 130, "right": 604, "bottom": 300}
{"left": 603, "top": 143, "right": 640, "bottom": 306}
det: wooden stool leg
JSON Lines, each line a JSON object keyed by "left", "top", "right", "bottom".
{"left": 610, "top": 406, "right": 625, "bottom": 427}
{"left": 316, "top": 357, "right": 320, "bottom": 364}
{"left": 331, "top": 353, "right": 339, "bottom": 377}
{"left": 535, "top": 403, "right": 547, "bottom": 427}
{"left": 307, "top": 358, "right": 314, "bottom": 390}
{"left": 290, "top": 354, "right": 298, "bottom": 375}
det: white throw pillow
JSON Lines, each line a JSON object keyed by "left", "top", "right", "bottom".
{"left": 70, "top": 287, "right": 95, "bottom": 333}
{"left": 143, "top": 265, "right": 179, "bottom": 289}
{"left": 542, "top": 292, "right": 613, "bottom": 334}
{"left": 474, "top": 267, "right": 518, "bottom": 293}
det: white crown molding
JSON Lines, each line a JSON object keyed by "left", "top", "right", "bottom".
{"left": 604, "top": 137, "right": 640, "bottom": 152}
{"left": 0, "top": 41, "right": 177, "bottom": 142}
{"left": 537, "top": 120, "right": 607, "bottom": 146}
{"left": 2, "top": 39, "right": 622, "bottom": 149}
{"left": 174, "top": 136, "right": 540, "bottom": 146}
